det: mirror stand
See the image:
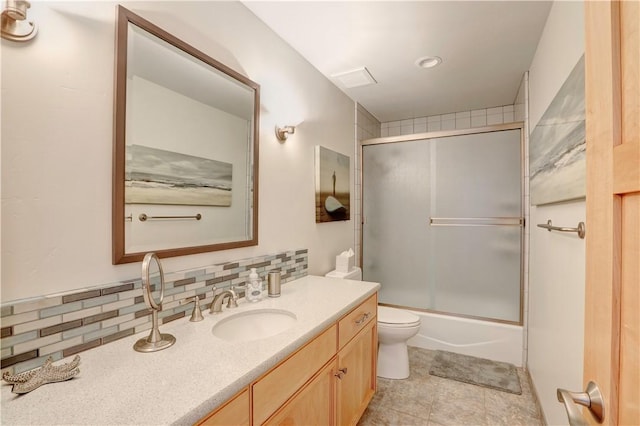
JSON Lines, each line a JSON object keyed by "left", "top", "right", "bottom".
{"left": 134, "top": 253, "right": 176, "bottom": 353}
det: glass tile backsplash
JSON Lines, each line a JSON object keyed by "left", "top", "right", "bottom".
{"left": 0, "top": 249, "right": 308, "bottom": 375}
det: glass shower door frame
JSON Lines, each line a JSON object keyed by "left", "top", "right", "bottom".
{"left": 359, "top": 122, "right": 526, "bottom": 325}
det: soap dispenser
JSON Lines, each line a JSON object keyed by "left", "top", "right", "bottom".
{"left": 246, "top": 268, "right": 262, "bottom": 302}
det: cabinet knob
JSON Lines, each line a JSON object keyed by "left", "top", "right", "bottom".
{"left": 334, "top": 367, "right": 348, "bottom": 379}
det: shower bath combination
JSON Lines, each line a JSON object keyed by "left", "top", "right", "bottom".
{"left": 361, "top": 124, "right": 525, "bottom": 365}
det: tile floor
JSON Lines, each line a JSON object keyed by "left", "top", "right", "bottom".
{"left": 358, "top": 347, "right": 543, "bottom": 426}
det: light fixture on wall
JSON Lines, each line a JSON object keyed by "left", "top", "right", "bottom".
{"left": 275, "top": 125, "right": 295, "bottom": 142}
{"left": 1, "top": 0, "right": 37, "bottom": 42}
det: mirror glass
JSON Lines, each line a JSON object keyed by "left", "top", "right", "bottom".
{"left": 142, "top": 252, "right": 164, "bottom": 309}
{"left": 113, "top": 6, "right": 259, "bottom": 264}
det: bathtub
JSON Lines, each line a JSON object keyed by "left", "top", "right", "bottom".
{"left": 405, "top": 310, "right": 524, "bottom": 367}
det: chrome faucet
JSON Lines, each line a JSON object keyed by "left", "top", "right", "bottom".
{"left": 209, "top": 289, "right": 238, "bottom": 314}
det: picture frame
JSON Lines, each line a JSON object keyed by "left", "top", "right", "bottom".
{"left": 315, "top": 146, "right": 350, "bottom": 223}
{"left": 530, "top": 55, "right": 586, "bottom": 205}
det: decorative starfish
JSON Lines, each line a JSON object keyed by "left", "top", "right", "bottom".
{"left": 2, "top": 355, "right": 80, "bottom": 394}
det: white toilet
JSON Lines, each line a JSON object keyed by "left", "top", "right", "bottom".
{"left": 325, "top": 267, "right": 422, "bottom": 380}
{"left": 376, "top": 305, "right": 421, "bottom": 379}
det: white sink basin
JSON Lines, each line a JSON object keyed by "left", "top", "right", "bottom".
{"left": 211, "top": 309, "right": 297, "bottom": 342}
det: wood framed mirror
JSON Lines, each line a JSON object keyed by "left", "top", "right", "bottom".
{"left": 113, "top": 6, "right": 259, "bottom": 264}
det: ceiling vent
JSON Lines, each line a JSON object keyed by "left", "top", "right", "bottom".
{"left": 331, "top": 67, "right": 377, "bottom": 89}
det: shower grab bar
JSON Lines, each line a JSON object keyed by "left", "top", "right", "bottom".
{"left": 429, "top": 217, "right": 524, "bottom": 227}
{"left": 537, "top": 220, "right": 585, "bottom": 239}
{"left": 138, "top": 213, "right": 202, "bottom": 222}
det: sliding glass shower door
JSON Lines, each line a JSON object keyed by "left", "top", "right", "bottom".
{"left": 362, "top": 128, "right": 523, "bottom": 323}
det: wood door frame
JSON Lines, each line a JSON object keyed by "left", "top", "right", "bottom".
{"left": 584, "top": 1, "right": 639, "bottom": 425}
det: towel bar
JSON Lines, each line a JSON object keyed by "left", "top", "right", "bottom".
{"left": 537, "top": 220, "right": 585, "bottom": 239}
{"left": 430, "top": 217, "right": 524, "bottom": 227}
{"left": 138, "top": 213, "right": 202, "bottom": 222}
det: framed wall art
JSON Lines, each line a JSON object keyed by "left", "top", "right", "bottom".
{"left": 530, "top": 55, "right": 586, "bottom": 205}
{"left": 315, "top": 146, "right": 350, "bottom": 223}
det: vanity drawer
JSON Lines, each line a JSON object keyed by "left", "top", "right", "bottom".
{"left": 338, "top": 294, "right": 377, "bottom": 349}
{"left": 252, "top": 324, "right": 337, "bottom": 425}
{"left": 196, "top": 387, "right": 250, "bottom": 426}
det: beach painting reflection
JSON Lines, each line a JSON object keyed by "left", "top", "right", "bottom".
{"left": 125, "top": 144, "right": 232, "bottom": 206}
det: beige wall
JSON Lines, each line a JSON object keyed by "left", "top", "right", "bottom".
{"left": 526, "top": 2, "right": 586, "bottom": 425}
{"left": 1, "top": 1, "right": 356, "bottom": 302}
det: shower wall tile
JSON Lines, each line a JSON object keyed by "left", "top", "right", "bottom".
{"left": 487, "top": 111, "right": 504, "bottom": 125}
{"left": 455, "top": 111, "right": 471, "bottom": 129}
{"left": 428, "top": 121, "right": 441, "bottom": 132}
{"left": 414, "top": 122, "right": 427, "bottom": 133}
{"left": 471, "top": 112, "right": 487, "bottom": 128}
{"left": 388, "top": 126, "right": 401, "bottom": 137}
{"left": 358, "top": 105, "right": 381, "bottom": 139}
{"left": 441, "top": 118, "right": 456, "bottom": 130}
{"left": 503, "top": 111, "right": 515, "bottom": 123}
{"left": 401, "top": 119, "right": 414, "bottom": 133}
{"left": 380, "top": 104, "right": 518, "bottom": 135}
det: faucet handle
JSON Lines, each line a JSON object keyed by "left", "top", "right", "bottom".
{"left": 226, "top": 288, "right": 239, "bottom": 309}
{"left": 182, "top": 296, "right": 204, "bottom": 322}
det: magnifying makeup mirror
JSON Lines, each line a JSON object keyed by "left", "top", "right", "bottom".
{"left": 133, "top": 252, "right": 176, "bottom": 352}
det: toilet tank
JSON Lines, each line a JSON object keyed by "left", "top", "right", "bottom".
{"left": 325, "top": 267, "right": 362, "bottom": 280}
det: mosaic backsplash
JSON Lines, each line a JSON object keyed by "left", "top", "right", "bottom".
{"left": 0, "top": 249, "right": 308, "bottom": 375}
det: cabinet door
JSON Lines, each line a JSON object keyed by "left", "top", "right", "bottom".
{"left": 265, "top": 359, "right": 337, "bottom": 426}
{"left": 336, "top": 320, "right": 377, "bottom": 426}
{"left": 253, "top": 325, "right": 337, "bottom": 425}
{"left": 197, "top": 388, "right": 250, "bottom": 426}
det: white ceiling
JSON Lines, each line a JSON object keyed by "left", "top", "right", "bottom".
{"left": 243, "top": 1, "right": 552, "bottom": 123}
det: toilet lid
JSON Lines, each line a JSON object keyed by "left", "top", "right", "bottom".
{"left": 378, "top": 306, "right": 420, "bottom": 325}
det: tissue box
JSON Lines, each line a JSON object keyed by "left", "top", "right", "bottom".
{"left": 336, "top": 250, "right": 355, "bottom": 273}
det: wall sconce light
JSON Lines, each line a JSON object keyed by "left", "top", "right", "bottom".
{"left": 1, "top": 0, "right": 37, "bottom": 42}
{"left": 275, "top": 125, "right": 295, "bottom": 142}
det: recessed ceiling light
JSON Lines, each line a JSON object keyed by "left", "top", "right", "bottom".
{"left": 415, "top": 56, "right": 442, "bottom": 69}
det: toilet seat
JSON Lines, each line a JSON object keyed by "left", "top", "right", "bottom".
{"left": 378, "top": 306, "right": 420, "bottom": 327}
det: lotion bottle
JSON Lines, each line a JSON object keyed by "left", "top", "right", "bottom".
{"left": 246, "top": 268, "right": 262, "bottom": 302}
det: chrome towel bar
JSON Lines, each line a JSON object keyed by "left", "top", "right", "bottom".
{"left": 537, "top": 220, "right": 585, "bottom": 239}
{"left": 138, "top": 213, "right": 202, "bottom": 222}
{"left": 429, "top": 217, "right": 524, "bottom": 227}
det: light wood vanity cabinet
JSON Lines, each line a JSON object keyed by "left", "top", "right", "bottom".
{"left": 197, "top": 388, "right": 250, "bottom": 426}
{"left": 196, "top": 293, "right": 377, "bottom": 426}
{"left": 336, "top": 318, "right": 377, "bottom": 425}
{"left": 265, "top": 358, "right": 338, "bottom": 426}
{"left": 254, "top": 325, "right": 338, "bottom": 424}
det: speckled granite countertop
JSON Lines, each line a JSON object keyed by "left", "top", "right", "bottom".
{"left": 1, "top": 275, "right": 379, "bottom": 425}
